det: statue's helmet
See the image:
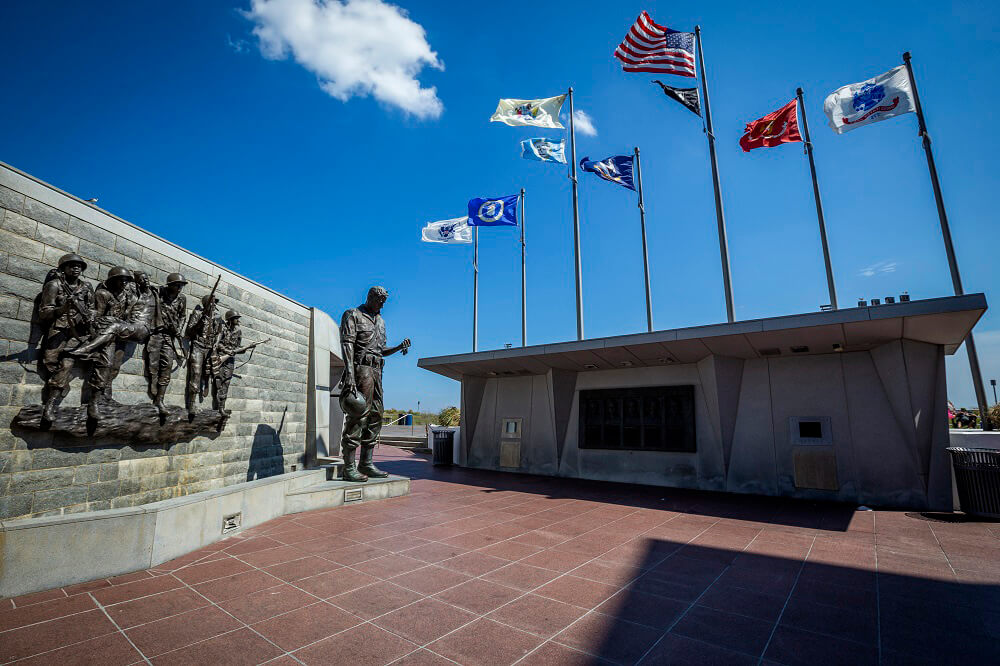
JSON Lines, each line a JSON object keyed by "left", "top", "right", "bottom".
{"left": 225, "top": 309, "right": 240, "bottom": 321}
{"left": 166, "top": 272, "right": 187, "bottom": 285}
{"left": 107, "top": 266, "right": 133, "bottom": 281}
{"left": 341, "top": 388, "right": 368, "bottom": 418}
{"left": 58, "top": 253, "right": 87, "bottom": 271}
{"left": 201, "top": 293, "right": 218, "bottom": 307}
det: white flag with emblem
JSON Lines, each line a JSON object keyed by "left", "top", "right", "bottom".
{"left": 490, "top": 95, "right": 566, "bottom": 128}
{"left": 823, "top": 65, "right": 916, "bottom": 134}
{"left": 421, "top": 217, "right": 473, "bottom": 244}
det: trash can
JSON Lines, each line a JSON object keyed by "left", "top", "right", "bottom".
{"left": 947, "top": 447, "right": 1000, "bottom": 519}
{"left": 404, "top": 413, "right": 413, "bottom": 426}
{"left": 433, "top": 430, "right": 454, "bottom": 466}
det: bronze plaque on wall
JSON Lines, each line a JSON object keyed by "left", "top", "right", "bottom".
{"left": 579, "top": 385, "right": 696, "bottom": 452}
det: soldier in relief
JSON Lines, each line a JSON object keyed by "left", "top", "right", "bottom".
{"left": 184, "top": 292, "right": 221, "bottom": 418}
{"left": 38, "top": 253, "right": 95, "bottom": 421}
{"left": 75, "top": 266, "right": 134, "bottom": 420}
{"left": 146, "top": 272, "right": 187, "bottom": 416}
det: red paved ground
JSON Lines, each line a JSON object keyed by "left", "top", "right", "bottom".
{"left": 2, "top": 447, "right": 998, "bottom": 665}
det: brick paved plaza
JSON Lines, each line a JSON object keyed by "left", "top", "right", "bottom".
{"left": 2, "top": 447, "right": 998, "bottom": 665}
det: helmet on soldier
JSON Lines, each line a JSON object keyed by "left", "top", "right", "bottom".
{"left": 201, "top": 293, "right": 218, "bottom": 307}
{"left": 58, "top": 253, "right": 88, "bottom": 271}
{"left": 225, "top": 310, "right": 240, "bottom": 321}
{"left": 166, "top": 272, "right": 188, "bottom": 285}
{"left": 107, "top": 266, "right": 133, "bottom": 281}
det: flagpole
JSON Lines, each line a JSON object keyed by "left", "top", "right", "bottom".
{"left": 633, "top": 147, "right": 653, "bottom": 332}
{"left": 795, "top": 87, "right": 838, "bottom": 310}
{"left": 568, "top": 87, "right": 584, "bottom": 340}
{"left": 473, "top": 226, "right": 479, "bottom": 353}
{"left": 903, "top": 51, "right": 992, "bottom": 429}
{"left": 694, "top": 26, "right": 735, "bottom": 323}
{"left": 520, "top": 187, "right": 526, "bottom": 347}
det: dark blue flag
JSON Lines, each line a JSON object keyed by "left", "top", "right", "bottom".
{"left": 467, "top": 194, "right": 519, "bottom": 226}
{"left": 579, "top": 155, "right": 636, "bottom": 191}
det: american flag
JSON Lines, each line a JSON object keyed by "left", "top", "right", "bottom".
{"left": 614, "top": 11, "right": 696, "bottom": 78}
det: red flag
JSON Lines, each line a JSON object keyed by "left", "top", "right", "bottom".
{"left": 739, "top": 99, "right": 802, "bottom": 152}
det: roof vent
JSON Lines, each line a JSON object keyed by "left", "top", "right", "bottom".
{"left": 758, "top": 348, "right": 781, "bottom": 357}
{"left": 791, "top": 346, "right": 810, "bottom": 354}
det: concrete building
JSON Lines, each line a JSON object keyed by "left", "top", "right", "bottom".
{"left": 419, "top": 294, "right": 987, "bottom": 511}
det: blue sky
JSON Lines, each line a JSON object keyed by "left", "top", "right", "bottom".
{"left": 3, "top": 1, "right": 998, "bottom": 411}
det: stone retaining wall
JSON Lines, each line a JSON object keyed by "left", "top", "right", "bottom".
{"left": 0, "top": 162, "right": 313, "bottom": 520}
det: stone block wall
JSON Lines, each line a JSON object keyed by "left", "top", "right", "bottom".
{"left": 0, "top": 162, "right": 312, "bottom": 520}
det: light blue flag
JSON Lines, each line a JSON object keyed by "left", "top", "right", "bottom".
{"left": 521, "top": 138, "right": 567, "bottom": 164}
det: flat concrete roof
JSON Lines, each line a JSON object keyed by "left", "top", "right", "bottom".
{"left": 418, "top": 294, "right": 987, "bottom": 380}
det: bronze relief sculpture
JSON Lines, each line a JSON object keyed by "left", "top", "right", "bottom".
{"left": 338, "top": 286, "right": 410, "bottom": 482}
{"left": 13, "top": 256, "right": 268, "bottom": 443}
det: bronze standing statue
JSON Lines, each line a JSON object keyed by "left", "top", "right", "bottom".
{"left": 146, "top": 273, "right": 187, "bottom": 416}
{"left": 39, "top": 253, "right": 95, "bottom": 421}
{"left": 338, "top": 286, "right": 410, "bottom": 482}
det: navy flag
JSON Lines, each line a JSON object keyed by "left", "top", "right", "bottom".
{"left": 579, "top": 155, "right": 635, "bottom": 191}
{"left": 653, "top": 80, "right": 701, "bottom": 116}
{"left": 467, "top": 194, "right": 519, "bottom": 226}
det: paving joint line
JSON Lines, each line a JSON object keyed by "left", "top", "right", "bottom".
{"left": 633, "top": 527, "right": 768, "bottom": 664}
{"left": 874, "top": 511, "right": 882, "bottom": 665}
{"left": 756, "top": 535, "right": 817, "bottom": 664}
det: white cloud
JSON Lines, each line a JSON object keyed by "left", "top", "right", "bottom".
{"left": 245, "top": 0, "right": 444, "bottom": 119}
{"left": 226, "top": 34, "right": 250, "bottom": 54}
{"left": 570, "top": 109, "right": 597, "bottom": 136}
{"left": 858, "top": 260, "right": 897, "bottom": 277}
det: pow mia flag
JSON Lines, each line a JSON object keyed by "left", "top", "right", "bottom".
{"left": 652, "top": 80, "right": 701, "bottom": 116}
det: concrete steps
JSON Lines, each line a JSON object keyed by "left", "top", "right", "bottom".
{"left": 316, "top": 456, "right": 343, "bottom": 481}
{"left": 285, "top": 475, "right": 410, "bottom": 514}
{"left": 379, "top": 436, "right": 427, "bottom": 449}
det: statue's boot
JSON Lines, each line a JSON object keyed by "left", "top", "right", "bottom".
{"left": 217, "top": 398, "right": 228, "bottom": 419}
{"left": 358, "top": 445, "right": 389, "bottom": 479}
{"left": 87, "top": 396, "right": 101, "bottom": 421}
{"left": 68, "top": 334, "right": 112, "bottom": 357}
{"left": 153, "top": 384, "right": 169, "bottom": 417}
{"left": 42, "top": 388, "right": 62, "bottom": 422}
{"left": 341, "top": 448, "right": 368, "bottom": 483}
{"left": 186, "top": 396, "right": 196, "bottom": 420}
